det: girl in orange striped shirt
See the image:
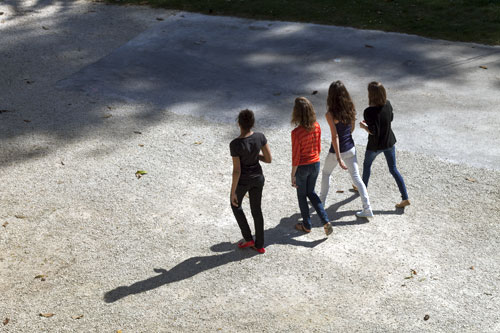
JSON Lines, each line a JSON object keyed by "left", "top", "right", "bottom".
{"left": 291, "top": 97, "right": 333, "bottom": 236}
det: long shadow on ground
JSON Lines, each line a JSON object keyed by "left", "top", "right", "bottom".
{"left": 103, "top": 212, "right": 328, "bottom": 303}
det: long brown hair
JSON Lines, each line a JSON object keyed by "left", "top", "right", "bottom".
{"left": 327, "top": 80, "right": 356, "bottom": 124}
{"left": 291, "top": 97, "right": 316, "bottom": 131}
{"left": 368, "top": 81, "right": 387, "bottom": 107}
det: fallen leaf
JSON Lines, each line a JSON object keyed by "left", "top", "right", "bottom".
{"left": 61, "top": 161, "right": 65, "bottom": 165}
{"left": 2, "top": 222, "right": 8, "bottom": 228}
{"left": 117, "top": 330, "right": 122, "bottom": 333}
{"left": 312, "top": 90, "right": 318, "bottom": 95}
{"left": 272, "top": 92, "right": 282, "bottom": 96}
{"left": 418, "top": 278, "right": 426, "bottom": 282}
{"left": 465, "top": 177, "right": 476, "bottom": 182}
{"left": 34, "top": 274, "right": 47, "bottom": 279}
{"left": 133, "top": 131, "right": 142, "bottom": 134}
{"left": 135, "top": 170, "right": 147, "bottom": 179}
{"left": 336, "top": 190, "right": 344, "bottom": 193}
{"left": 0, "top": 12, "right": 4, "bottom": 16}
{"left": 14, "top": 215, "right": 27, "bottom": 219}
{"left": 42, "top": 26, "right": 49, "bottom": 30}
{"left": 23, "top": 119, "right": 31, "bottom": 123}
{"left": 3, "top": 318, "right": 8, "bottom": 325}
{"left": 424, "top": 314, "right": 430, "bottom": 321}
{"left": 102, "top": 114, "right": 112, "bottom": 119}
{"left": 71, "top": 314, "right": 84, "bottom": 319}
{"left": 107, "top": 106, "right": 113, "bottom": 110}
{"left": 0, "top": 109, "right": 11, "bottom": 113}
{"left": 365, "top": 44, "right": 374, "bottom": 48}
{"left": 479, "top": 65, "right": 488, "bottom": 69}
{"left": 411, "top": 269, "right": 417, "bottom": 275}
{"left": 156, "top": 17, "right": 164, "bottom": 21}
{"left": 470, "top": 266, "right": 475, "bottom": 270}
{"left": 39, "top": 313, "right": 54, "bottom": 318}
{"left": 194, "top": 141, "right": 202, "bottom": 145}
{"left": 404, "top": 276, "right": 413, "bottom": 280}
{"left": 484, "top": 292, "right": 493, "bottom": 296}
{"left": 138, "top": 144, "right": 144, "bottom": 147}
{"left": 25, "top": 80, "right": 34, "bottom": 84}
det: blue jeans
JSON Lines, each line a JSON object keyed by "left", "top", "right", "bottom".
{"left": 295, "top": 162, "right": 329, "bottom": 229}
{"left": 362, "top": 145, "right": 409, "bottom": 200}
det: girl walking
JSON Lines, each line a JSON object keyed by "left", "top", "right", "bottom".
{"left": 230, "top": 109, "right": 272, "bottom": 254}
{"left": 291, "top": 97, "right": 333, "bottom": 235}
{"left": 360, "top": 82, "right": 410, "bottom": 208}
{"left": 320, "top": 81, "right": 373, "bottom": 218}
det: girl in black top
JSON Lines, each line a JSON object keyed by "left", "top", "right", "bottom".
{"left": 230, "top": 109, "right": 272, "bottom": 253}
{"left": 360, "top": 82, "right": 410, "bottom": 208}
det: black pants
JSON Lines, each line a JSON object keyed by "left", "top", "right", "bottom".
{"left": 231, "top": 175, "right": 265, "bottom": 249}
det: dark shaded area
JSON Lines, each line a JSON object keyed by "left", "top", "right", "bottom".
{"left": 56, "top": 13, "right": 499, "bottom": 127}
{"left": 107, "top": 0, "right": 500, "bottom": 45}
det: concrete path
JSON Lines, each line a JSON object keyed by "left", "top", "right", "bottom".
{"left": 57, "top": 12, "right": 500, "bottom": 170}
{"left": 1, "top": 1, "right": 499, "bottom": 332}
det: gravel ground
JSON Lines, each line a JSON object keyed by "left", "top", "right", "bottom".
{"left": 1, "top": 1, "right": 499, "bottom": 332}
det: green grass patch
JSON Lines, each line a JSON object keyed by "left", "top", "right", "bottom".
{"left": 108, "top": 0, "right": 500, "bottom": 45}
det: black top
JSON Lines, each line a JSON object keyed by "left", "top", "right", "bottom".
{"left": 363, "top": 100, "right": 397, "bottom": 151}
{"left": 329, "top": 122, "right": 355, "bottom": 154}
{"left": 230, "top": 132, "right": 267, "bottom": 181}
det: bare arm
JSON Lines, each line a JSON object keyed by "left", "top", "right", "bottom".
{"left": 259, "top": 143, "right": 272, "bottom": 163}
{"left": 291, "top": 165, "right": 298, "bottom": 188}
{"left": 326, "top": 112, "right": 348, "bottom": 170}
{"left": 230, "top": 156, "right": 241, "bottom": 207}
{"left": 359, "top": 120, "right": 373, "bottom": 135}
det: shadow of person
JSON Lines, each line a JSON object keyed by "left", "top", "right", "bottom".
{"left": 104, "top": 247, "right": 258, "bottom": 303}
{"left": 104, "top": 213, "right": 328, "bottom": 303}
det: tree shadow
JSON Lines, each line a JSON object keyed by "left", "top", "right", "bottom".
{"left": 103, "top": 212, "right": 326, "bottom": 303}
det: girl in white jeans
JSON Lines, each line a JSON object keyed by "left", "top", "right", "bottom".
{"left": 320, "top": 81, "right": 373, "bottom": 218}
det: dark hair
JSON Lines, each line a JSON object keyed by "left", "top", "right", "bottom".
{"left": 327, "top": 80, "right": 356, "bottom": 124}
{"left": 237, "top": 109, "right": 255, "bottom": 131}
{"left": 368, "top": 81, "right": 387, "bottom": 107}
{"left": 291, "top": 97, "right": 316, "bottom": 131}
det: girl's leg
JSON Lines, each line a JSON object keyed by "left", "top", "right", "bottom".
{"left": 306, "top": 162, "right": 330, "bottom": 225}
{"left": 320, "top": 152, "right": 338, "bottom": 203}
{"left": 231, "top": 184, "right": 253, "bottom": 242}
{"left": 343, "top": 148, "right": 372, "bottom": 211}
{"left": 383, "top": 146, "right": 409, "bottom": 200}
{"left": 362, "top": 149, "right": 378, "bottom": 187}
{"left": 248, "top": 176, "right": 265, "bottom": 249}
{"left": 295, "top": 166, "right": 312, "bottom": 229}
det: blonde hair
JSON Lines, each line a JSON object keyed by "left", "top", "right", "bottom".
{"left": 291, "top": 97, "right": 316, "bottom": 131}
{"left": 368, "top": 81, "right": 387, "bottom": 107}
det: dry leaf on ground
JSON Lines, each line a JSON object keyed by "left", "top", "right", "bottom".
{"left": 39, "top": 313, "right": 54, "bottom": 318}
{"left": 14, "top": 215, "right": 27, "bottom": 219}
{"left": 336, "top": 190, "right": 344, "bottom": 193}
{"left": 71, "top": 314, "right": 84, "bottom": 319}
{"left": 424, "top": 314, "right": 430, "bottom": 321}
{"left": 465, "top": 177, "right": 476, "bottom": 182}
{"left": 102, "top": 114, "right": 112, "bottom": 119}
{"left": 134, "top": 131, "right": 142, "bottom": 134}
{"left": 479, "top": 65, "right": 488, "bottom": 69}
{"left": 3, "top": 318, "right": 9, "bottom": 325}
{"left": 194, "top": 141, "right": 202, "bottom": 145}
{"left": 2, "top": 222, "right": 8, "bottom": 228}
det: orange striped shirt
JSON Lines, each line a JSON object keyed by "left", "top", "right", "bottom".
{"left": 291, "top": 122, "right": 321, "bottom": 166}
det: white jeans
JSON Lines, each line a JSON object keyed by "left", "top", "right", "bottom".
{"left": 320, "top": 147, "right": 371, "bottom": 211}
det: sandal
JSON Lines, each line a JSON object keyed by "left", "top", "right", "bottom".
{"left": 237, "top": 240, "right": 255, "bottom": 248}
{"left": 323, "top": 222, "right": 333, "bottom": 236}
{"left": 295, "top": 223, "right": 311, "bottom": 233}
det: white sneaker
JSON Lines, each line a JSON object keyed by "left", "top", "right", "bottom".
{"left": 356, "top": 209, "right": 374, "bottom": 218}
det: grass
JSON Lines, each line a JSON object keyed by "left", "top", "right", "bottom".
{"left": 108, "top": 0, "right": 500, "bottom": 45}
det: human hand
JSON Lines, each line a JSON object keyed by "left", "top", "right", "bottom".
{"left": 338, "top": 158, "right": 348, "bottom": 170}
{"left": 291, "top": 175, "right": 297, "bottom": 188}
{"left": 231, "top": 193, "right": 238, "bottom": 207}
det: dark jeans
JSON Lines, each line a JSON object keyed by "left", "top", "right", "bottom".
{"left": 231, "top": 175, "right": 265, "bottom": 249}
{"left": 295, "top": 162, "right": 329, "bottom": 230}
{"left": 362, "top": 145, "right": 409, "bottom": 200}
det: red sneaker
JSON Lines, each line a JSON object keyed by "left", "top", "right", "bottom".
{"left": 251, "top": 246, "right": 266, "bottom": 254}
{"left": 237, "top": 240, "right": 255, "bottom": 248}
